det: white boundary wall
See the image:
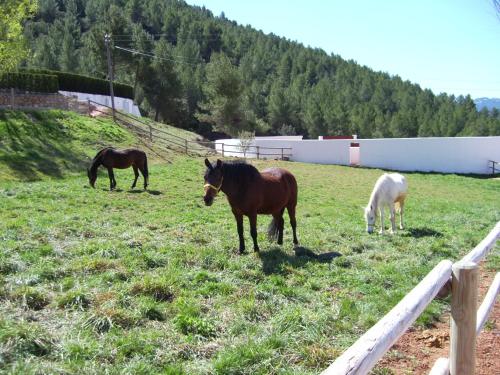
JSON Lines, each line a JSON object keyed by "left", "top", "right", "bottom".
{"left": 357, "top": 137, "right": 500, "bottom": 174}
{"left": 59, "top": 91, "right": 141, "bottom": 116}
{"left": 215, "top": 136, "right": 500, "bottom": 174}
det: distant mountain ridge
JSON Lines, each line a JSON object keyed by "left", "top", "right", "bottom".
{"left": 475, "top": 97, "right": 500, "bottom": 111}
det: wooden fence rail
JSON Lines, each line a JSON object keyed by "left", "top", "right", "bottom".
{"left": 322, "top": 221, "right": 500, "bottom": 375}
{"left": 488, "top": 160, "right": 499, "bottom": 174}
{"left": 320, "top": 260, "right": 453, "bottom": 375}
{"left": 88, "top": 100, "right": 292, "bottom": 160}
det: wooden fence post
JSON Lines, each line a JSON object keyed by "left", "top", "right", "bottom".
{"left": 256, "top": 146, "right": 260, "bottom": 160}
{"left": 450, "top": 261, "right": 478, "bottom": 375}
{"left": 149, "top": 124, "right": 153, "bottom": 142}
{"left": 185, "top": 139, "right": 188, "bottom": 154}
{"left": 221, "top": 143, "right": 225, "bottom": 157}
{"left": 281, "top": 148, "right": 284, "bottom": 160}
{"left": 10, "top": 88, "right": 15, "bottom": 108}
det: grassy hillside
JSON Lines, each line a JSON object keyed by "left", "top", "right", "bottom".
{"left": 0, "top": 154, "right": 498, "bottom": 373}
{"left": 0, "top": 110, "right": 208, "bottom": 181}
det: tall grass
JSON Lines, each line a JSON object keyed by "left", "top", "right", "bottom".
{"left": 0, "top": 156, "right": 498, "bottom": 374}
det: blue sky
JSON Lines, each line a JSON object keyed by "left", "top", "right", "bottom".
{"left": 186, "top": 0, "right": 500, "bottom": 99}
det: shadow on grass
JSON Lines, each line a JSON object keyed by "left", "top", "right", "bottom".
{"left": 403, "top": 227, "right": 443, "bottom": 238}
{"left": 258, "top": 246, "right": 342, "bottom": 275}
{"left": 1, "top": 111, "right": 89, "bottom": 180}
{"left": 351, "top": 165, "right": 500, "bottom": 180}
{"left": 128, "top": 189, "right": 163, "bottom": 195}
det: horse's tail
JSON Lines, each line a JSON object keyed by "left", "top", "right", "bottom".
{"left": 267, "top": 217, "right": 280, "bottom": 241}
{"left": 395, "top": 201, "right": 401, "bottom": 213}
{"left": 143, "top": 154, "right": 149, "bottom": 186}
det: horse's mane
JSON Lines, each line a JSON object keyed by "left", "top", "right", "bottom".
{"left": 89, "top": 147, "right": 113, "bottom": 171}
{"left": 92, "top": 147, "right": 114, "bottom": 162}
{"left": 221, "top": 160, "right": 261, "bottom": 184}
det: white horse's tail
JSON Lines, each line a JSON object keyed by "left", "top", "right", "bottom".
{"left": 395, "top": 201, "right": 401, "bottom": 213}
{"left": 394, "top": 193, "right": 407, "bottom": 213}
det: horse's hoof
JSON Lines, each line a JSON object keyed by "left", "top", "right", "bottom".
{"left": 254, "top": 248, "right": 260, "bottom": 252}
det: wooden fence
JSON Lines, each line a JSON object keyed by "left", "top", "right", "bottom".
{"left": 88, "top": 100, "right": 292, "bottom": 160}
{"left": 321, "top": 221, "right": 500, "bottom": 375}
{"left": 210, "top": 142, "right": 292, "bottom": 160}
{"left": 488, "top": 160, "right": 499, "bottom": 174}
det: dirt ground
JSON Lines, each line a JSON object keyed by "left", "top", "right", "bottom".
{"left": 378, "top": 264, "right": 499, "bottom": 374}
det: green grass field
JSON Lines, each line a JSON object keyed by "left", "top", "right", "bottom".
{"left": 0, "top": 111, "right": 499, "bottom": 374}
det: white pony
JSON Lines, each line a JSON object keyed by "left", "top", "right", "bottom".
{"left": 364, "top": 173, "right": 408, "bottom": 234}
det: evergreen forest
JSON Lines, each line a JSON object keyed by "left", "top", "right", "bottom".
{"left": 22, "top": 0, "right": 500, "bottom": 138}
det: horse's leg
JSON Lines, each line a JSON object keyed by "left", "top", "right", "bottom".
{"left": 277, "top": 208, "right": 285, "bottom": 245}
{"left": 379, "top": 206, "right": 385, "bottom": 234}
{"left": 107, "top": 167, "right": 115, "bottom": 191}
{"left": 399, "top": 199, "right": 405, "bottom": 230}
{"left": 248, "top": 213, "right": 259, "bottom": 252}
{"left": 112, "top": 169, "right": 117, "bottom": 189}
{"left": 234, "top": 212, "right": 245, "bottom": 254}
{"left": 389, "top": 203, "right": 396, "bottom": 234}
{"left": 138, "top": 164, "right": 148, "bottom": 190}
{"left": 131, "top": 165, "right": 139, "bottom": 189}
{"left": 286, "top": 204, "right": 299, "bottom": 245}
{"left": 271, "top": 211, "right": 284, "bottom": 245}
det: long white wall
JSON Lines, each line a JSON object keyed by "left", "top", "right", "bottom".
{"left": 215, "top": 136, "right": 500, "bottom": 174}
{"left": 357, "top": 137, "right": 500, "bottom": 174}
{"left": 215, "top": 138, "right": 350, "bottom": 164}
{"left": 59, "top": 91, "right": 141, "bottom": 116}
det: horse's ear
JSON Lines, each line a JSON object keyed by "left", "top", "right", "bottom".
{"left": 216, "top": 159, "right": 223, "bottom": 168}
{"left": 204, "top": 158, "right": 212, "bottom": 169}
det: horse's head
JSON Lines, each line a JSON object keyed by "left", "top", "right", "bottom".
{"left": 87, "top": 167, "right": 96, "bottom": 188}
{"left": 364, "top": 205, "right": 376, "bottom": 234}
{"left": 203, "top": 158, "right": 223, "bottom": 206}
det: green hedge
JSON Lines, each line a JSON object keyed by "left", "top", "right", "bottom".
{"left": 0, "top": 73, "right": 59, "bottom": 93}
{"left": 21, "top": 69, "right": 134, "bottom": 99}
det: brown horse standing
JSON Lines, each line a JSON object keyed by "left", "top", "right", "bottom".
{"left": 203, "top": 158, "right": 298, "bottom": 253}
{"left": 87, "top": 147, "right": 149, "bottom": 190}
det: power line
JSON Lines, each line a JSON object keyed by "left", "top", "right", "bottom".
{"left": 111, "top": 34, "right": 226, "bottom": 42}
{"left": 114, "top": 45, "right": 200, "bottom": 66}
{"left": 115, "top": 43, "right": 202, "bottom": 63}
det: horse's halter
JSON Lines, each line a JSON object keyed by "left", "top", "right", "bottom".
{"left": 204, "top": 177, "right": 224, "bottom": 195}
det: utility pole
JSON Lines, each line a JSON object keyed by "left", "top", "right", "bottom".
{"left": 104, "top": 33, "right": 116, "bottom": 121}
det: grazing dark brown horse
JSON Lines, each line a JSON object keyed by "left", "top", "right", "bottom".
{"left": 203, "top": 158, "right": 298, "bottom": 253}
{"left": 87, "top": 147, "right": 149, "bottom": 190}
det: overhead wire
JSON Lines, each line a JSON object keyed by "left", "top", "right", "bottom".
{"left": 114, "top": 45, "right": 200, "bottom": 66}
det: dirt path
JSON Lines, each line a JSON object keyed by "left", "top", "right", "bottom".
{"left": 378, "top": 264, "right": 499, "bottom": 374}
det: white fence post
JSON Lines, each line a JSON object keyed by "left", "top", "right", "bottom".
{"left": 450, "top": 261, "right": 478, "bottom": 375}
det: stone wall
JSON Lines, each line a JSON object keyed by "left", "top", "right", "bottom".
{"left": 0, "top": 89, "right": 69, "bottom": 110}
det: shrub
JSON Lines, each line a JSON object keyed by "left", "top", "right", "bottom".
{"left": 0, "top": 73, "right": 58, "bottom": 93}
{"left": 19, "top": 68, "right": 134, "bottom": 99}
